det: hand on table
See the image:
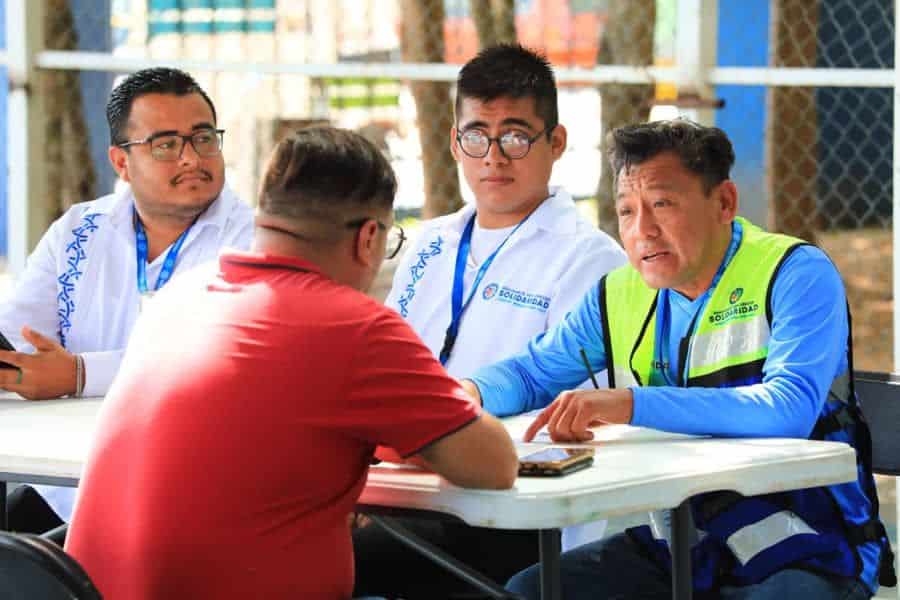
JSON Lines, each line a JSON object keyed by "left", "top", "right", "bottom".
{"left": 523, "top": 388, "right": 634, "bottom": 442}
{"left": 0, "top": 326, "right": 77, "bottom": 400}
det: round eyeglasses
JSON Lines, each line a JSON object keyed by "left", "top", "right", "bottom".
{"left": 345, "top": 218, "right": 407, "bottom": 260}
{"left": 118, "top": 128, "right": 225, "bottom": 162}
{"left": 455, "top": 126, "right": 554, "bottom": 160}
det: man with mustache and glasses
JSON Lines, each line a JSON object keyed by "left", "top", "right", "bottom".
{"left": 0, "top": 67, "right": 252, "bottom": 534}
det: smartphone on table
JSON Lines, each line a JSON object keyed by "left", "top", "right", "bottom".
{"left": 0, "top": 331, "right": 17, "bottom": 369}
{"left": 518, "top": 447, "right": 594, "bottom": 477}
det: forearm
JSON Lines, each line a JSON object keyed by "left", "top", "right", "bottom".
{"left": 472, "top": 284, "right": 609, "bottom": 416}
{"left": 632, "top": 382, "right": 821, "bottom": 437}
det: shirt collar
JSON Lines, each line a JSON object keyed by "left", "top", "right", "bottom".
{"left": 441, "top": 186, "right": 579, "bottom": 240}
{"left": 219, "top": 250, "right": 323, "bottom": 276}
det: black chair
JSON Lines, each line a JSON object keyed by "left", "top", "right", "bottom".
{"left": 0, "top": 531, "right": 102, "bottom": 599}
{"left": 853, "top": 371, "right": 900, "bottom": 590}
{"left": 855, "top": 371, "right": 900, "bottom": 476}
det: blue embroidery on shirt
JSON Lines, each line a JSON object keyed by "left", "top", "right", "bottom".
{"left": 396, "top": 236, "right": 443, "bottom": 317}
{"left": 57, "top": 212, "right": 103, "bottom": 348}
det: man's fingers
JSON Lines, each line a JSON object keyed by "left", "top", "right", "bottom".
{"left": 523, "top": 406, "right": 554, "bottom": 442}
{"left": 0, "top": 350, "right": 26, "bottom": 370}
{"left": 21, "top": 326, "right": 61, "bottom": 352}
{"left": 0, "top": 374, "right": 22, "bottom": 389}
{"left": 550, "top": 397, "right": 582, "bottom": 442}
{"left": 572, "top": 403, "right": 599, "bottom": 441}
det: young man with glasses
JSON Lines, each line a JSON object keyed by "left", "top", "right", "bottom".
{"left": 67, "top": 127, "right": 518, "bottom": 599}
{"left": 355, "top": 44, "right": 626, "bottom": 598}
{"left": 0, "top": 67, "right": 252, "bottom": 532}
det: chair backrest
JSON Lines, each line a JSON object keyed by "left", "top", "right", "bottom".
{"left": 854, "top": 370, "right": 900, "bottom": 476}
{"left": 0, "top": 532, "right": 102, "bottom": 600}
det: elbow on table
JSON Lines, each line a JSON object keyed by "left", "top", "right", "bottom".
{"left": 444, "top": 459, "right": 519, "bottom": 490}
{"left": 490, "top": 454, "right": 519, "bottom": 490}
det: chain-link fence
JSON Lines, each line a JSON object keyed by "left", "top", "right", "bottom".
{"left": 6, "top": 0, "right": 897, "bottom": 366}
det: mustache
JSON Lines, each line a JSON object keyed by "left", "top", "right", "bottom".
{"left": 171, "top": 170, "right": 213, "bottom": 185}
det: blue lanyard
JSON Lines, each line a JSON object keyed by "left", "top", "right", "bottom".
{"left": 439, "top": 212, "right": 532, "bottom": 365}
{"left": 654, "top": 221, "right": 744, "bottom": 385}
{"left": 133, "top": 206, "right": 197, "bottom": 294}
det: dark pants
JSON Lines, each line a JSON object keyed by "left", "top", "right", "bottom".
{"left": 353, "top": 517, "right": 538, "bottom": 599}
{"left": 6, "top": 485, "right": 64, "bottom": 535}
{"left": 507, "top": 533, "right": 871, "bottom": 600}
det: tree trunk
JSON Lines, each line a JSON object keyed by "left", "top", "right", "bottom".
{"left": 45, "top": 0, "right": 96, "bottom": 219}
{"left": 401, "top": 0, "right": 462, "bottom": 218}
{"left": 470, "top": 0, "right": 498, "bottom": 49}
{"left": 767, "top": 0, "right": 819, "bottom": 243}
{"left": 594, "top": 0, "right": 655, "bottom": 241}
{"left": 471, "top": 0, "right": 516, "bottom": 50}
{"left": 491, "top": 0, "right": 516, "bottom": 45}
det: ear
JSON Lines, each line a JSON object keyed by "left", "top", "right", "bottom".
{"left": 353, "top": 219, "right": 381, "bottom": 268}
{"left": 717, "top": 180, "right": 739, "bottom": 223}
{"left": 449, "top": 125, "right": 460, "bottom": 162}
{"left": 549, "top": 124, "right": 567, "bottom": 160}
{"left": 109, "top": 146, "right": 130, "bottom": 182}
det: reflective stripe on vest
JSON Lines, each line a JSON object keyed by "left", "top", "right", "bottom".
{"left": 726, "top": 510, "right": 818, "bottom": 565}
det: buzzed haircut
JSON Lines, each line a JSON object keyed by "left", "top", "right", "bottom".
{"left": 258, "top": 126, "right": 397, "bottom": 223}
{"left": 456, "top": 43, "right": 558, "bottom": 135}
{"left": 607, "top": 119, "right": 736, "bottom": 194}
{"left": 107, "top": 67, "right": 216, "bottom": 145}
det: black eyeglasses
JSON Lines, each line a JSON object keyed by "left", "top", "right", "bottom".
{"left": 118, "top": 128, "right": 225, "bottom": 162}
{"left": 455, "top": 125, "right": 554, "bottom": 160}
{"left": 345, "top": 218, "right": 406, "bottom": 259}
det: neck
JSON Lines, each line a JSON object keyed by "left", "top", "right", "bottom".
{"left": 674, "top": 226, "right": 734, "bottom": 300}
{"left": 475, "top": 194, "right": 547, "bottom": 229}
{"left": 137, "top": 212, "right": 197, "bottom": 262}
{"left": 253, "top": 226, "right": 362, "bottom": 291}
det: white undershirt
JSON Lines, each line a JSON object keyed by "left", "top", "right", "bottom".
{"left": 464, "top": 221, "right": 517, "bottom": 292}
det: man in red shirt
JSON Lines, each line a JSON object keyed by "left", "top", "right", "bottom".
{"left": 66, "top": 126, "right": 519, "bottom": 600}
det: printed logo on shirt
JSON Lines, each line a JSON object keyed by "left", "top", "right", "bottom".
{"left": 708, "top": 294, "right": 759, "bottom": 327}
{"left": 396, "top": 236, "right": 444, "bottom": 318}
{"left": 482, "top": 284, "right": 550, "bottom": 312}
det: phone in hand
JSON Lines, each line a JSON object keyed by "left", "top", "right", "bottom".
{"left": 518, "top": 447, "right": 594, "bottom": 477}
{"left": 0, "top": 331, "right": 17, "bottom": 369}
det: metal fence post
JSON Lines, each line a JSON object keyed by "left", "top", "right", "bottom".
{"left": 6, "top": 0, "right": 48, "bottom": 273}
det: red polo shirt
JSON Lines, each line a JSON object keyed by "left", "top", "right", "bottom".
{"left": 67, "top": 251, "right": 480, "bottom": 600}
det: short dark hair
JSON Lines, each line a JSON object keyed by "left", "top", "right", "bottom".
{"left": 106, "top": 67, "right": 217, "bottom": 145}
{"left": 259, "top": 126, "right": 397, "bottom": 222}
{"left": 607, "top": 119, "right": 735, "bottom": 194}
{"left": 456, "top": 43, "right": 558, "bottom": 135}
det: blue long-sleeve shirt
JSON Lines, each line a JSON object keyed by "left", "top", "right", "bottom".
{"left": 470, "top": 226, "right": 848, "bottom": 439}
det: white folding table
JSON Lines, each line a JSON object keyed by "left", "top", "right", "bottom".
{"left": 0, "top": 395, "right": 858, "bottom": 600}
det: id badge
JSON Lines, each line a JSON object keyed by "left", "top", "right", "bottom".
{"left": 139, "top": 291, "right": 155, "bottom": 313}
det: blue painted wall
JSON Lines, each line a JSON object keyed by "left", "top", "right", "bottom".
{"left": 714, "top": 0, "right": 894, "bottom": 231}
{"left": 715, "top": 2, "right": 769, "bottom": 228}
